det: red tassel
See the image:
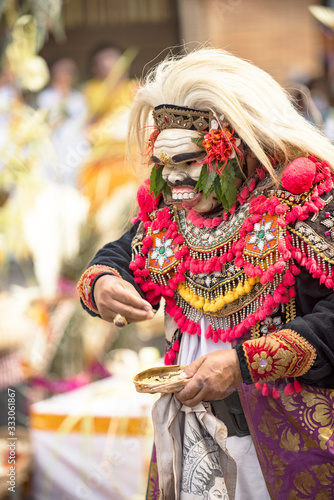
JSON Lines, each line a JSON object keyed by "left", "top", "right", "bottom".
{"left": 284, "top": 382, "right": 294, "bottom": 395}
{"left": 168, "top": 349, "right": 176, "bottom": 364}
{"left": 212, "top": 332, "right": 219, "bottom": 343}
{"left": 172, "top": 340, "right": 180, "bottom": 352}
{"left": 293, "top": 379, "right": 302, "bottom": 393}
{"left": 164, "top": 352, "right": 171, "bottom": 365}
{"left": 262, "top": 383, "right": 270, "bottom": 396}
{"left": 205, "top": 325, "right": 213, "bottom": 339}
{"left": 255, "top": 382, "right": 263, "bottom": 391}
{"left": 272, "top": 386, "right": 280, "bottom": 399}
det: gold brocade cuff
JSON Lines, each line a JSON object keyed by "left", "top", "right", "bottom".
{"left": 242, "top": 329, "right": 317, "bottom": 383}
{"left": 77, "top": 265, "right": 121, "bottom": 313}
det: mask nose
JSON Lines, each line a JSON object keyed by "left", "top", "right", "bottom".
{"left": 166, "top": 168, "right": 187, "bottom": 185}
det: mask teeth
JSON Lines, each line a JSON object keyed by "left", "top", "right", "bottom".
{"left": 172, "top": 191, "right": 196, "bottom": 201}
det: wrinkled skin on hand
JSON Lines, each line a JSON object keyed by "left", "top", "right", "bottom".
{"left": 176, "top": 349, "right": 243, "bottom": 407}
{"left": 93, "top": 274, "right": 154, "bottom": 324}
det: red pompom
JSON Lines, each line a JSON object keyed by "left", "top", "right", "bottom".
{"left": 137, "top": 179, "right": 161, "bottom": 212}
{"left": 164, "top": 352, "right": 171, "bottom": 365}
{"left": 284, "top": 382, "right": 294, "bottom": 395}
{"left": 281, "top": 158, "right": 316, "bottom": 195}
{"left": 272, "top": 386, "right": 281, "bottom": 399}
{"left": 172, "top": 340, "right": 180, "bottom": 352}
{"left": 293, "top": 379, "right": 303, "bottom": 393}
{"left": 167, "top": 349, "right": 176, "bottom": 364}
{"left": 262, "top": 383, "right": 270, "bottom": 396}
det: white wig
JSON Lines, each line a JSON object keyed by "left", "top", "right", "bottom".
{"left": 129, "top": 48, "right": 334, "bottom": 178}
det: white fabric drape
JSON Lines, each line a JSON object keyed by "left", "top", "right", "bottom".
{"left": 177, "top": 316, "right": 271, "bottom": 500}
{"left": 152, "top": 393, "right": 236, "bottom": 499}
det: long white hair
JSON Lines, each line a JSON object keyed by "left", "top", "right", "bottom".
{"left": 128, "top": 47, "right": 334, "bottom": 178}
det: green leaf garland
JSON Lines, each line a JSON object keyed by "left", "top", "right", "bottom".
{"left": 196, "top": 162, "right": 238, "bottom": 211}
{"left": 195, "top": 166, "right": 217, "bottom": 198}
{"left": 150, "top": 164, "right": 171, "bottom": 198}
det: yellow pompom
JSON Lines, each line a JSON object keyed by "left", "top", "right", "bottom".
{"left": 224, "top": 291, "right": 234, "bottom": 304}
{"left": 194, "top": 300, "right": 204, "bottom": 309}
{"left": 196, "top": 297, "right": 205, "bottom": 308}
{"left": 215, "top": 298, "right": 225, "bottom": 310}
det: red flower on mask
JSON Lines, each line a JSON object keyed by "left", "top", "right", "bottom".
{"left": 202, "top": 128, "right": 242, "bottom": 174}
{"left": 144, "top": 128, "right": 161, "bottom": 163}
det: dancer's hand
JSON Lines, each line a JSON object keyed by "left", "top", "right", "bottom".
{"left": 175, "top": 349, "right": 243, "bottom": 407}
{"left": 94, "top": 275, "right": 154, "bottom": 323}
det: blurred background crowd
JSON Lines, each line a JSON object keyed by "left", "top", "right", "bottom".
{"left": 1, "top": 0, "right": 334, "bottom": 499}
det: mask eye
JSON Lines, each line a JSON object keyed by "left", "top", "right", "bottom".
{"left": 185, "top": 153, "right": 205, "bottom": 166}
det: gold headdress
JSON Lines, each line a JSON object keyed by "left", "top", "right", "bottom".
{"left": 152, "top": 104, "right": 214, "bottom": 133}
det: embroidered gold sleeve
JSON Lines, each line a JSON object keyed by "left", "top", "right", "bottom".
{"left": 77, "top": 265, "right": 121, "bottom": 313}
{"left": 242, "top": 329, "right": 317, "bottom": 383}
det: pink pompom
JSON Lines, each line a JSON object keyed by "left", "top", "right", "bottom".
{"left": 272, "top": 386, "right": 280, "bottom": 399}
{"left": 284, "top": 382, "right": 294, "bottom": 395}
{"left": 137, "top": 179, "right": 161, "bottom": 211}
{"left": 262, "top": 383, "right": 270, "bottom": 396}
{"left": 164, "top": 352, "right": 171, "bottom": 365}
{"left": 172, "top": 340, "right": 180, "bottom": 352}
{"left": 293, "top": 379, "right": 302, "bottom": 393}
{"left": 168, "top": 349, "right": 176, "bottom": 364}
{"left": 174, "top": 308, "right": 182, "bottom": 320}
{"left": 212, "top": 332, "right": 219, "bottom": 343}
{"left": 281, "top": 158, "right": 316, "bottom": 195}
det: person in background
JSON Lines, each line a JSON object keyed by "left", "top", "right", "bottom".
{"left": 308, "top": 5, "right": 334, "bottom": 142}
{"left": 79, "top": 44, "right": 135, "bottom": 212}
{"left": 83, "top": 43, "right": 132, "bottom": 119}
{"left": 37, "top": 57, "right": 88, "bottom": 185}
